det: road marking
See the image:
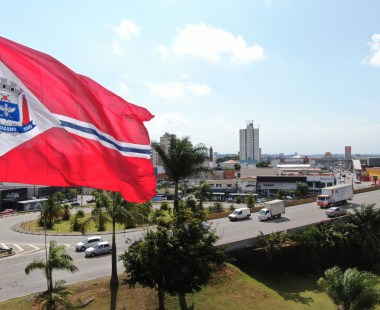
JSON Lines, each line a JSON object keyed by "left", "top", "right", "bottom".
{"left": 0, "top": 243, "right": 8, "bottom": 249}
{"left": 13, "top": 244, "right": 23, "bottom": 252}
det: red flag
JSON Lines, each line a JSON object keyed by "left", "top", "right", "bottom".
{"left": 0, "top": 36, "right": 156, "bottom": 203}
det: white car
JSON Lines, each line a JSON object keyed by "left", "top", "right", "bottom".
{"left": 76, "top": 236, "right": 103, "bottom": 251}
{"left": 228, "top": 207, "right": 251, "bottom": 221}
{"left": 85, "top": 241, "right": 112, "bottom": 257}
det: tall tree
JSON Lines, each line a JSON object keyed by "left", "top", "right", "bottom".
{"left": 25, "top": 240, "right": 78, "bottom": 310}
{"left": 318, "top": 266, "right": 380, "bottom": 310}
{"left": 153, "top": 136, "right": 210, "bottom": 212}
{"left": 81, "top": 190, "right": 148, "bottom": 310}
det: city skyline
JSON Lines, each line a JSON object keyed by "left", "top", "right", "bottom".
{"left": 1, "top": 1, "right": 379, "bottom": 155}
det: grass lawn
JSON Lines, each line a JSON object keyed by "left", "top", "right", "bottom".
{"left": 20, "top": 213, "right": 135, "bottom": 234}
{"left": 0, "top": 264, "right": 343, "bottom": 310}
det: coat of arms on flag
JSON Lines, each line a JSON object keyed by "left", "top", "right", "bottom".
{"left": 0, "top": 79, "right": 35, "bottom": 135}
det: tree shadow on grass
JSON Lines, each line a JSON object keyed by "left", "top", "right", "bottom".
{"left": 233, "top": 258, "right": 323, "bottom": 306}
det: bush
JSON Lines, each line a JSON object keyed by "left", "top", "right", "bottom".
{"left": 70, "top": 214, "right": 81, "bottom": 232}
{"left": 76, "top": 209, "right": 85, "bottom": 218}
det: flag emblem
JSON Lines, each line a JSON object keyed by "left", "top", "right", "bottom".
{"left": 0, "top": 78, "right": 35, "bottom": 134}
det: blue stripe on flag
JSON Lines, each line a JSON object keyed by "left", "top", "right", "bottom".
{"left": 59, "top": 120, "right": 150, "bottom": 155}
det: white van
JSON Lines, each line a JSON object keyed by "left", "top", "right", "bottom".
{"left": 228, "top": 207, "right": 251, "bottom": 221}
{"left": 76, "top": 236, "right": 103, "bottom": 251}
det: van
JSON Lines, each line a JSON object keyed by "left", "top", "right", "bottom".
{"left": 228, "top": 207, "right": 251, "bottom": 221}
{"left": 76, "top": 236, "right": 103, "bottom": 251}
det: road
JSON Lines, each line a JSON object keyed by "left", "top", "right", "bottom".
{"left": 0, "top": 189, "right": 379, "bottom": 301}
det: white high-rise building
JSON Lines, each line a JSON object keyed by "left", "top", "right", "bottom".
{"left": 239, "top": 121, "right": 260, "bottom": 162}
{"left": 151, "top": 132, "right": 175, "bottom": 166}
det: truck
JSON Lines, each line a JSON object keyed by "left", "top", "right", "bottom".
{"left": 258, "top": 199, "right": 285, "bottom": 221}
{"left": 316, "top": 184, "right": 353, "bottom": 208}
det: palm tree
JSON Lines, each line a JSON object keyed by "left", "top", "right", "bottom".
{"left": 34, "top": 279, "right": 74, "bottom": 310}
{"left": 318, "top": 266, "right": 380, "bottom": 310}
{"left": 153, "top": 136, "right": 210, "bottom": 212}
{"left": 348, "top": 203, "right": 380, "bottom": 259}
{"left": 25, "top": 240, "right": 78, "bottom": 309}
{"left": 194, "top": 181, "right": 213, "bottom": 208}
{"left": 81, "top": 191, "right": 147, "bottom": 299}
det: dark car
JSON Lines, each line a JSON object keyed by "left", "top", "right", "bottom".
{"left": 71, "top": 201, "right": 80, "bottom": 206}
{"left": 86, "top": 197, "right": 96, "bottom": 203}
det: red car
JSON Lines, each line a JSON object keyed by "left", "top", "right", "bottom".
{"left": 0, "top": 209, "right": 15, "bottom": 215}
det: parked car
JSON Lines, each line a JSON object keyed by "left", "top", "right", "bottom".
{"left": 76, "top": 236, "right": 103, "bottom": 251}
{"left": 0, "top": 209, "right": 14, "bottom": 215}
{"left": 85, "top": 241, "right": 112, "bottom": 257}
{"left": 258, "top": 198, "right": 267, "bottom": 203}
{"left": 71, "top": 201, "right": 80, "bottom": 206}
{"left": 325, "top": 207, "right": 347, "bottom": 218}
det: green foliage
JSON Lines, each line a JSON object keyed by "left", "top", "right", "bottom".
{"left": 62, "top": 204, "right": 71, "bottom": 221}
{"left": 34, "top": 279, "right": 74, "bottom": 310}
{"left": 194, "top": 181, "right": 213, "bottom": 207}
{"left": 295, "top": 181, "right": 309, "bottom": 198}
{"left": 76, "top": 209, "right": 85, "bottom": 218}
{"left": 153, "top": 136, "right": 210, "bottom": 212}
{"left": 120, "top": 209, "right": 226, "bottom": 310}
{"left": 229, "top": 204, "right": 235, "bottom": 211}
{"left": 318, "top": 266, "right": 380, "bottom": 310}
{"left": 276, "top": 188, "right": 286, "bottom": 199}
{"left": 244, "top": 194, "right": 255, "bottom": 208}
{"left": 256, "top": 161, "right": 269, "bottom": 168}
{"left": 348, "top": 204, "right": 380, "bottom": 259}
{"left": 70, "top": 214, "right": 82, "bottom": 232}
{"left": 236, "top": 195, "right": 242, "bottom": 204}
{"left": 234, "top": 163, "right": 241, "bottom": 171}
{"left": 209, "top": 201, "right": 224, "bottom": 213}
{"left": 25, "top": 240, "right": 78, "bottom": 299}
{"left": 215, "top": 155, "right": 239, "bottom": 163}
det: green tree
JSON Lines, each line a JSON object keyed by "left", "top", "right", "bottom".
{"left": 256, "top": 161, "right": 269, "bottom": 168}
{"left": 120, "top": 211, "right": 226, "bottom": 310}
{"left": 25, "top": 240, "right": 78, "bottom": 310}
{"left": 318, "top": 266, "right": 380, "bottom": 310}
{"left": 276, "top": 188, "right": 286, "bottom": 200}
{"left": 256, "top": 231, "right": 290, "bottom": 275}
{"left": 62, "top": 203, "right": 72, "bottom": 221}
{"left": 34, "top": 279, "right": 74, "bottom": 310}
{"left": 373, "top": 175, "right": 378, "bottom": 185}
{"left": 348, "top": 204, "right": 380, "bottom": 259}
{"left": 81, "top": 190, "right": 148, "bottom": 310}
{"left": 194, "top": 181, "right": 213, "bottom": 208}
{"left": 153, "top": 136, "right": 210, "bottom": 213}
{"left": 69, "top": 188, "right": 78, "bottom": 202}
{"left": 244, "top": 193, "right": 255, "bottom": 208}
{"left": 295, "top": 181, "right": 309, "bottom": 198}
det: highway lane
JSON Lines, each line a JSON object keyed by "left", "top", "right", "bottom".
{"left": 0, "top": 189, "right": 379, "bottom": 301}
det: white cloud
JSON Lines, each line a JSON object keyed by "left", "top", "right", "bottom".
{"left": 186, "top": 83, "right": 212, "bottom": 96}
{"left": 148, "top": 81, "right": 184, "bottom": 99}
{"left": 154, "top": 44, "right": 170, "bottom": 58}
{"left": 112, "top": 20, "right": 141, "bottom": 38}
{"left": 368, "top": 33, "right": 380, "bottom": 66}
{"left": 112, "top": 40, "right": 123, "bottom": 55}
{"left": 119, "top": 83, "right": 131, "bottom": 94}
{"left": 158, "top": 23, "right": 264, "bottom": 65}
{"left": 148, "top": 81, "right": 212, "bottom": 99}
{"left": 156, "top": 112, "right": 189, "bottom": 126}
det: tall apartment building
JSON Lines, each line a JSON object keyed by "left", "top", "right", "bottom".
{"left": 151, "top": 132, "right": 176, "bottom": 166}
{"left": 239, "top": 121, "right": 260, "bottom": 162}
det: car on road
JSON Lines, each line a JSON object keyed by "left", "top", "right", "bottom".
{"left": 0, "top": 209, "right": 15, "bottom": 215}
{"left": 325, "top": 207, "right": 347, "bottom": 218}
{"left": 76, "top": 236, "right": 103, "bottom": 251}
{"left": 228, "top": 207, "right": 251, "bottom": 221}
{"left": 85, "top": 241, "right": 112, "bottom": 257}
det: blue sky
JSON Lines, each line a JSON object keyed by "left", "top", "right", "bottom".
{"left": 2, "top": 0, "right": 380, "bottom": 155}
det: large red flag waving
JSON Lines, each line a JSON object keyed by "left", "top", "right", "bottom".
{"left": 0, "top": 37, "right": 156, "bottom": 203}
